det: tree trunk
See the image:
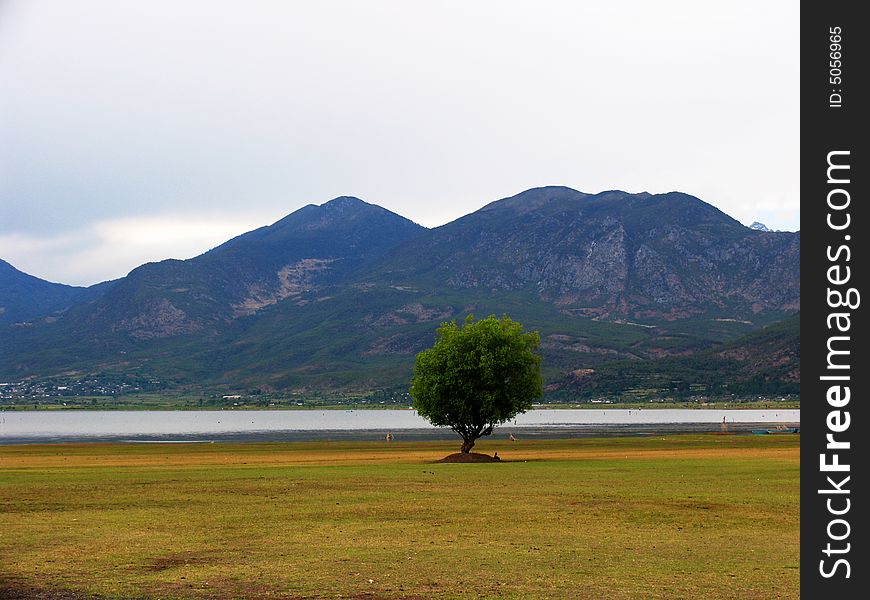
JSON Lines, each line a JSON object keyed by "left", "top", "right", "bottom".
{"left": 460, "top": 437, "right": 476, "bottom": 454}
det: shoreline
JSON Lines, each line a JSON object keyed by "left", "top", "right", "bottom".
{"left": 0, "top": 399, "right": 801, "bottom": 412}
{"left": 0, "top": 421, "right": 799, "bottom": 445}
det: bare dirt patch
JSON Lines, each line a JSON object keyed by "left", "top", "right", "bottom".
{"left": 0, "top": 580, "right": 113, "bottom": 600}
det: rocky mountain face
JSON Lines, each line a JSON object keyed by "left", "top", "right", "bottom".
{"left": 73, "top": 196, "right": 426, "bottom": 340}
{"left": 0, "top": 188, "right": 800, "bottom": 393}
{"left": 367, "top": 187, "right": 799, "bottom": 320}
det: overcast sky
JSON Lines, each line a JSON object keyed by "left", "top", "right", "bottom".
{"left": 0, "top": 0, "right": 799, "bottom": 286}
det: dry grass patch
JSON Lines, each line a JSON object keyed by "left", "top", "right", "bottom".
{"left": 0, "top": 435, "right": 799, "bottom": 599}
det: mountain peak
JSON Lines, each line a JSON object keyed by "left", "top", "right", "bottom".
{"left": 321, "top": 196, "right": 368, "bottom": 209}
{"left": 596, "top": 189, "right": 650, "bottom": 201}
{"left": 202, "top": 194, "right": 426, "bottom": 263}
{"left": 259, "top": 196, "right": 380, "bottom": 234}
{"left": 480, "top": 186, "right": 589, "bottom": 214}
{"left": 750, "top": 221, "right": 772, "bottom": 232}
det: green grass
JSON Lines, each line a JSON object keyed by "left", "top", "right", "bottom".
{"left": 0, "top": 435, "right": 799, "bottom": 599}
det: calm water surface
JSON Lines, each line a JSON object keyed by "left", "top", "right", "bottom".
{"left": 0, "top": 408, "right": 799, "bottom": 443}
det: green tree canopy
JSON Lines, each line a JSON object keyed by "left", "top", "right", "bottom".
{"left": 410, "top": 315, "right": 543, "bottom": 454}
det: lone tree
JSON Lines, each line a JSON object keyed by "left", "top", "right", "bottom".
{"left": 410, "top": 315, "right": 543, "bottom": 454}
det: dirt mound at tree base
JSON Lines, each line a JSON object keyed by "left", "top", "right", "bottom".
{"left": 437, "top": 452, "right": 501, "bottom": 463}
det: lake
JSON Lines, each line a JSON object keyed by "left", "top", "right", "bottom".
{"left": 0, "top": 408, "right": 800, "bottom": 444}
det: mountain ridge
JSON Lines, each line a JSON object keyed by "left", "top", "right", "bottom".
{"left": 362, "top": 188, "right": 797, "bottom": 319}
{"left": 0, "top": 259, "right": 116, "bottom": 325}
{"left": 0, "top": 187, "right": 800, "bottom": 397}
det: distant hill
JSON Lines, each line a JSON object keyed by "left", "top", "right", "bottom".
{"left": 0, "top": 188, "right": 800, "bottom": 398}
{"left": 555, "top": 312, "right": 800, "bottom": 401}
{"left": 0, "top": 259, "right": 112, "bottom": 325}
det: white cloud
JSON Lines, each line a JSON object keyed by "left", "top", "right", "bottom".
{"left": 0, "top": 213, "right": 268, "bottom": 286}
{"left": 0, "top": 0, "right": 799, "bottom": 279}
{"left": 729, "top": 191, "right": 800, "bottom": 231}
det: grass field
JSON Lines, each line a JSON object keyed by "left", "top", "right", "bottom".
{"left": 0, "top": 435, "right": 799, "bottom": 599}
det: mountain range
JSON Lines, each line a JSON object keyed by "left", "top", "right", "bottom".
{"left": 0, "top": 186, "right": 800, "bottom": 398}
